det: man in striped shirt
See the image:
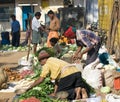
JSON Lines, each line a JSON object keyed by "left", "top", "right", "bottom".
{"left": 64, "top": 27, "right": 101, "bottom": 65}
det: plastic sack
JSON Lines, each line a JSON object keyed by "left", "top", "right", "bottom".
{"left": 87, "top": 96, "right": 102, "bottom": 102}
{"left": 108, "top": 55, "right": 119, "bottom": 68}
{"left": 104, "top": 69, "right": 114, "bottom": 88}
{"left": 18, "top": 55, "right": 34, "bottom": 66}
{"left": 98, "top": 45, "right": 108, "bottom": 54}
{"left": 72, "top": 96, "right": 102, "bottom": 102}
{"left": 82, "top": 64, "right": 102, "bottom": 89}
{"left": 75, "top": 63, "right": 84, "bottom": 72}
{"left": 106, "top": 94, "right": 120, "bottom": 102}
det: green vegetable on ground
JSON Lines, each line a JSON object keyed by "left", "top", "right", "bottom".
{"left": 19, "top": 77, "right": 54, "bottom": 102}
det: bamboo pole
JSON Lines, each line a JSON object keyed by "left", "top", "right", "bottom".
{"left": 107, "top": 0, "right": 119, "bottom": 54}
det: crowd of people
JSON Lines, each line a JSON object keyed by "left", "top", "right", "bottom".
{"left": 10, "top": 10, "right": 102, "bottom": 100}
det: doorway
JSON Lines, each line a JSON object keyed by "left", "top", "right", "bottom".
{"left": 22, "top": 6, "right": 34, "bottom": 31}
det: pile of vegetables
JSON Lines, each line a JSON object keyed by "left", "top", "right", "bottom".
{"left": 18, "top": 45, "right": 78, "bottom": 101}
{"left": 59, "top": 36, "right": 69, "bottom": 45}
{"left": 58, "top": 44, "right": 77, "bottom": 59}
{"left": 20, "top": 97, "right": 41, "bottom": 102}
{"left": 35, "top": 47, "right": 55, "bottom": 57}
{"left": 19, "top": 77, "right": 54, "bottom": 102}
{"left": 20, "top": 69, "right": 34, "bottom": 78}
{"left": 68, "top": 44, "right": 77, "bottom": 51}
{"left": 20, "top": 97, "right": 69, "bottom": 102}
{"left": 4, "top": 67, "right": 22, "bottom": 81}
{"left": 0, "top": 45, "right": 28, "bottom": 52}
{"left": 19, "top": 67, "right": 54, "bottom": 102}
{"left": 19, "top": 66, "right": 70, "bottom": 102}
{"left": 100, "top": 86, "right": 111, "bottom": 94}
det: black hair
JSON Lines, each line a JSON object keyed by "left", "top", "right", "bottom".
{"left": 11, "top": 14, "right": 15, "bottom": 18}
{"left": 76, "top": 40, "right": 86, "bottom": 47}
{"left": 47, "top": 10, "right": 54, "bottom": 15}
{"left": 35, "top": 12, "right": 41, "bottom": 16}
{"left": 50, "top": 37, "right": 59, "bottom": 44}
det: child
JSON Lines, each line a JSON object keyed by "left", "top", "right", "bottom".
{"left": 50, "top": 37, "right": 61, "bottom": 57}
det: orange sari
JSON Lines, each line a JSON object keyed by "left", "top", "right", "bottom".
{"left": 47, "top": 31, "right": 59, "bottom": 47}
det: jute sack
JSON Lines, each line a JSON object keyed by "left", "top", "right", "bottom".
{"left": 104, "top": 70, "right": 120, "bottom": 88}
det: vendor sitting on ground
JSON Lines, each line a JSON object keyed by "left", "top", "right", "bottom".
{"left": 49, "top": 37, "right": 61, "bottom": 57}
{"left": 27, "top": 50, "right": 90, "bottom": 100}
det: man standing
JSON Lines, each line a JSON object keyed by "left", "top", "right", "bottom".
{"left": 11, "top": 15, "right": 20, "bottom": 47}
{"left": 47, "top": 10, "right": 60, "bottom": 47}
{"left": 24, "top": 13, "right": 32, "bottom": 45}
{"left": 32, "top": 12, "right": 45, "bottom": 54}
{"left": 64, "top": 28, "right": 101, "bottom": 65}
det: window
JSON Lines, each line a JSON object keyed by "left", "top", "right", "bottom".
{"left": 0, "top": 0, "right": 15, "bottom": 22}
{"left": 0, "top": 7, "right": 15, "bottom": 22}
{"left": 0, "top": 0, "right": 15, "bottom": 4}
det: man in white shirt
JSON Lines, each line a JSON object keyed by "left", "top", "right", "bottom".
{"left": 32, "top": 12, "right": 44, "bottom": 54}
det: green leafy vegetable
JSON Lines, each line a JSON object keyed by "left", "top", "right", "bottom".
{"left": 19, "top": 77, "right": 54, "bottom": 102}
{"left": 35, "top": 47, "right": 55, "bottom": 57}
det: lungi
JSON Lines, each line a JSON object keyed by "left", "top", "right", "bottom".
{"left": 47, "top": 31, "right": 59, "bottom": 47}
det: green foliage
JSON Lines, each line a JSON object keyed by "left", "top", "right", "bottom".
{"left": 0, "top": 45, "right": 28, "bottom": 51}
{"left": 69, "top": 44, "right": 77, "bottom": 51}
{"left": 35, "top": 47, "right": 55, "bottom": 57}
{"left": 19, "top": 67, "right": 55, "bottom": 102}
{"left": 19, "top": 77, "right": 54, "bottom": 102}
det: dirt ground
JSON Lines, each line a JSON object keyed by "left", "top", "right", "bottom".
{"left": 0, "top": 32, "right": 28, "bottom": 102}
{"left": 0, "top": 32, "right": 119, "bottom": 102}
{"left": 0, "top": 32, "right": 27, "bottom": 68}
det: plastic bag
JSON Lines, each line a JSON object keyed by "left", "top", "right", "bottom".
{"left": 87, "top": 96, "right": 102, "bottom": 102}
{"left": 75, "top": 63, "right": 84, "bottom": 72}
{"left": 18, "top": 55, "right": 34, "bottom": 66}
{"left": 98, "top": 45, "right": 108, "bottom": 54}
{"left": 106, "top": 94, "right": 120, "bottom": 102}
{"left": 82, "top": 64, "right": 102, "bottom": 89}
{"left": 104, "top": 69, "right": 114, "bottom": 88}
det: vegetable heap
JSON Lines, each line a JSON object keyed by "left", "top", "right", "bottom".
{"left": 19, "top": 67, "right": 54, "bottom": 102}
{"left": 4, "top": 67, "right": 22, "bottom": 81}
{"left": 19, "top": 77, "right": 54, "bottom": 102}
{"left": 20, "top": 69, "right": 34, "bottom": 78}
{"left": 19, "top": 45, "right": 78, "bottom": 102}
{"left": 21, "top": 97, "right": 41, "bottom": 102}
{"left": 0, "top": 45, "right": 28, "bottom": 52}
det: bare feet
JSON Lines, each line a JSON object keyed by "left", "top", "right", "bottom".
{"left": 75, "top": 87, "right": 81, "bottom": 100}
{"left": 81, "top": 88, "right": 88, "bottom": 99}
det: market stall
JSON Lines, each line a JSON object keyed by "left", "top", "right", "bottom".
{"left": 0, "top": 43, "right": 120, "bottom": 102}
